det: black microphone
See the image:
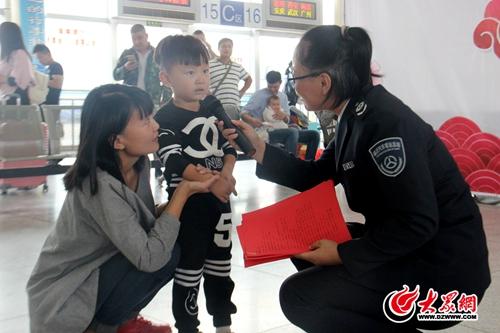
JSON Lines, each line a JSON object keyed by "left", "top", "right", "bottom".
{"left": 202, "top": 95, "right": 256, "bottom": 156}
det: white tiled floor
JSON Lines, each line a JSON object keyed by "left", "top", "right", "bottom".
{"left": 0, "top": 160, "right": 498, "bottom": 332}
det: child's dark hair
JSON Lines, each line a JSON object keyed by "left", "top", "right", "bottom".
{"left": 267, "top": 95, "right": 280, "bottom": 105}
{"left": 154, "top": 35, "right": 210, "bottom": 71}
{"left": 296, "top": 25, "right": 377, "bottom": 109}
{"left": 64, "top": 84, "right": 154, "bottom": 195}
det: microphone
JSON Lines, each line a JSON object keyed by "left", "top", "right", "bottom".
{"left": 202, "top": 95, "right": 256, "bottom": 156}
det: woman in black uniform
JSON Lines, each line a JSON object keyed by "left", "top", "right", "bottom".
{"left": 222, "top": 25, "right": 490, "bottom": 333}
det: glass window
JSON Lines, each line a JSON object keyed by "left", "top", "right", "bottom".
{"left": 115, "top": 24, "right": 183, "bottom": 57}
{"left": 45, "top": 19, "right": 112, "bottom": 90}
{"left": 258, "top": 35, "right": 300, "bottom": 89}
{"left": 45, "top": 0, "right": 110, "bottom": 18}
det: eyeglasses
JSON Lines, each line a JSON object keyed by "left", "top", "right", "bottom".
{"left": 287, "top": 71, "right": 324, "bottom": 81}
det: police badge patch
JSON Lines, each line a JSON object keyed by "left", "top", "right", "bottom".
{"left": 369, "top": 137, "right": 406, "bottom": 177}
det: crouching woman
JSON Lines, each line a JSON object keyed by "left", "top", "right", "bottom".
{"left": 27, "top": 84, "right": 218, "bottom": 333}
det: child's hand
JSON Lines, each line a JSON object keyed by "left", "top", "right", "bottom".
{"left": 177, "top": 175, "right": 219, "bottom": 197}
{"left": 209, "top": 177, "right": 234, "bottom": 203}
{"left": 272, "top": 108, "right": 287, "bottom": 121}
{"left": 221, "top": 169, "right": 237, "bottom": 196}
{"left": 195, "top": 163, "right": 220, "bottom": 176}
{"left": 187, "top": 175, "right": 219, "bottom": 194}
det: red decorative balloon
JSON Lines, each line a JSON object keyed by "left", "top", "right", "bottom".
{"left": 473, "top": 0, "right": 500, "bottom": 58}
{"left": 462, "top": 132, "right": 500, "bottom": 165}
{"left": 465, "top": 169, "right": 500, "bottom": 194}
{"left": 435, "top": 130, "right": 460, "bottom": 151}
{"left": 450, "top": 148, "right": 485, "bottom": 178}
{"left": 439, "top": 117, "right": 481, "bottom": 146}
{"left": 487, "top": 154, "right": 500, "bottom": 173}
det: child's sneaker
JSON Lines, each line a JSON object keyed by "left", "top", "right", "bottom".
{"left": 117, "top": 315, "right": 172, "bottom": 333}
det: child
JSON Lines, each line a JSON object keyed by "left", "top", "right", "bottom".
{"left": 263, "top": 94, "right": 290, "bottom": 130}
{"left": 26, "top": 84, "right": 217, "bottom": 333}
{"left": 254, "top": 95, "right": 290, "bottom": 143}
{"left": 154, "top": 35, "right": 237, "bottom": 333}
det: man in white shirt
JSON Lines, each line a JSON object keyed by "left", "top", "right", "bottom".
{"left": 241, "top": 71, "right": 320, "bottom": 160}
{"left": 209, "top": 38, "right": 252, "bottom": 120}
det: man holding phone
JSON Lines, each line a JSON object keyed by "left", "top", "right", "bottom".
{"left": 113, "top": 24, "right": 170, "bottom": 106}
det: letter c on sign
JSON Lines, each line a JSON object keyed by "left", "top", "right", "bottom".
{"left": 222, "top": 5, "right": 235, "bottom": 22}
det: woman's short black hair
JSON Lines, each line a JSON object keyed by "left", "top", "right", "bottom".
{"left": 63, "top": 84, "right": 154, "bottom": 195}
{"left": 155, "top": 35, "right": 209, "bottom": 71}
{"left": 296, "top": 25, "right": 374, "bottom": 108}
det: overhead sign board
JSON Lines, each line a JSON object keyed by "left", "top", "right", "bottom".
{"left": 264, "top": 0, "right": 321, "bottom": 30}
{"left": 118, "top": 0, "right": 197, "bottom": 21}
{"left": 270, "top": 0, "right": 316, "bottom": 20}
{"left": 199, "top": 1, "right": 263, "bottom": 28}
{"left": 131, "top": 0, "right": 191, "bottom": 6}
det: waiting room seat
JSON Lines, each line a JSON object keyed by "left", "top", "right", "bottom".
{"left": 0, "top": 105, "right": 47, "bottom": 159}
{"left": 41, "top": 105, "right": 83, "bottom": 155}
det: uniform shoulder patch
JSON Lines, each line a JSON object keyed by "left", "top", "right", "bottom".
{"left": 369, "top": 137, "right": 406, "bottom": 177}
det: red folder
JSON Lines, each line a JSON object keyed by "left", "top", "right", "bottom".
{"left": 237, "top": 180, "right": 352, "bottom": 267}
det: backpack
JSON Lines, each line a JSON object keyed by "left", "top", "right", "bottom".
{"left": 289, "top": 106, "right": 309, "bottom": 129}
{"left": 28, "top": 70, "right": 49, "bottom": 105}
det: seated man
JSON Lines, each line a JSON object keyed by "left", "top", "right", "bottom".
{"left": 241, "top": 71, "right": 319, "bottom": 160}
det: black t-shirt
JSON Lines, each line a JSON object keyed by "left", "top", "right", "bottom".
{"left": 45, "top": 62, "right": 63, "bottom": 105}
{"left": 154, "top": 100, "right": 237, "bottom": 191}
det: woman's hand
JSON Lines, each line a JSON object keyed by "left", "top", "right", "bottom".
{"left": 219, "top": 120, "right": 267, "bottom": 163}
{"left": 294, "top": 240, "right": 343, "bottom": 266}
{"left": 250, "top": 117, "right": 264, "bottom": 128}
{"left": 162, "top": 175, "right": 219, "bottom": 219}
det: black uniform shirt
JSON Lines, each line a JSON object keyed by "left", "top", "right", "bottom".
{"left": 257, "top": 85, "right": 490, "bottom": 294}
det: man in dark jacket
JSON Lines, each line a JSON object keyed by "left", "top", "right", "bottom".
{"left": 113, "top": 24, "right": 170, "bottom": 105}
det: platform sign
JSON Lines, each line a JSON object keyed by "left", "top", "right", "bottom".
{"left": 199, "top": 1, "right": 263, "bottom": 28}
{"left": 220, "top": 0, "right": 244, "bottom": 26}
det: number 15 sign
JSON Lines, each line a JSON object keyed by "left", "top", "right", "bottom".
{"left": 200, "top": 0, "right": 263, "bottom": 28}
